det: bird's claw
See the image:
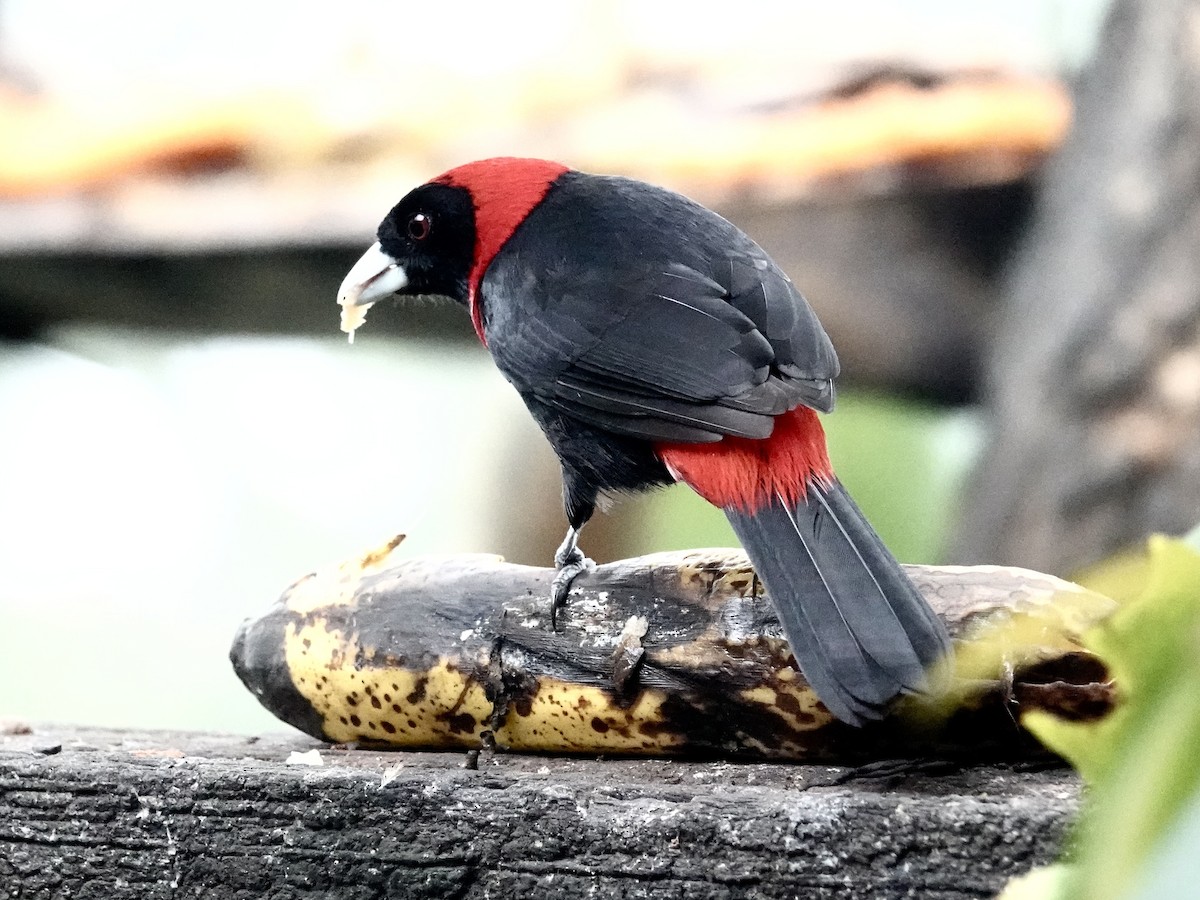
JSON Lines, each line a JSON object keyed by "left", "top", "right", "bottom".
{"left": 550, "top": 551, "right": 595, "bottom": 631}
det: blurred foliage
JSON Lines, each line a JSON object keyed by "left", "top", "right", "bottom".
{"left": 1005, "top": 532, "right": 1200, "bottom": 900}
{"left": 641, "top": 388, "right": 983, "bottom": 563}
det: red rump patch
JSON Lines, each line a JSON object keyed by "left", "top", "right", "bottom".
{"left": 657, "top": 406, "right": 834, "bottom": 512}
{"left": 434, "top": 157, "right": 569, "bottom": 345}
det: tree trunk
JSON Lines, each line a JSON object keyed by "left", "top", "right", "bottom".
{"left": 952, "top": 0, "right": 1200, "bottom": 574}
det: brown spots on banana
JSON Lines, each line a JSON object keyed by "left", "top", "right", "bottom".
{"left": 234, "top": 539, "right": 1121, "bottom": 760}
{"left": 497, "top": 679, "right": 685, "bottom": 755}
{"left": 674, "top": 551, "right": 763, "bottom": 600}
{"left": 285, "top": 616, "right": 490, "bottom": 747}
{"left": 740, "top": 667, "right": 834, "bottom": 732}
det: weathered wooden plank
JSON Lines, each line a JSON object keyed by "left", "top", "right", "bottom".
{"left": 0, "top": 726, "right": 1076, "bottom": 899}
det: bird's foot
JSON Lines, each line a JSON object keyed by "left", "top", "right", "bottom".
{"left": 550, "top": 533, "right": 594, "bottom": 631}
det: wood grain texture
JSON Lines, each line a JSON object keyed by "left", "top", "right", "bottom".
{"left": 0, "top": 726, "right": 1076, "bottom": 900}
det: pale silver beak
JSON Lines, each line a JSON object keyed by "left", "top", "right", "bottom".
{"left": 337, "top": 242, "right": 409, "bottom": 342}
{"left": 338, "top": 242, "right": 409, "bottom": 307}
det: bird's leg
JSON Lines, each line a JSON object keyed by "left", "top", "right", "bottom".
{"left": 550, "top": 525, "right": 595, "bottom": 630}
{"left": 549, "top": 472, "right": 598, "bottom": 629}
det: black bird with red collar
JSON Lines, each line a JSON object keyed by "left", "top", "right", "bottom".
{"left": 337, "top": 157, "right": 950, "bottom": 725}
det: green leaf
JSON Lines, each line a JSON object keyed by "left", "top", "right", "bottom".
{"left": 1022, "top": 536, "right": 1200, "bottom": 900}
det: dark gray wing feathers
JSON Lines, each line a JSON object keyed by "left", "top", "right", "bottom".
{"left": 496, "top": 258, "right": 836, "bottom": 444}
{"left": 482, "top": 175, "right": 839, "bottom": 445}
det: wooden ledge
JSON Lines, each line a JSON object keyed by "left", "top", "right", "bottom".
{"left": 0, "top": 726, "right": 1075, "bottom": 899}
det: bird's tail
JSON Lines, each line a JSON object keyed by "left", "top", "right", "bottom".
{"left": 724, "top": 478, "right": 951, "bottom": 725}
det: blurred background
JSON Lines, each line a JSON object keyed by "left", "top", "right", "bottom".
{"left": 9, "top": 0, "right": 1199, "bottom": 736}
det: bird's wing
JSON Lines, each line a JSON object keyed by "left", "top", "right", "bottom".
{"left": 488, "top": 256, "right": 839, "bottom": 444}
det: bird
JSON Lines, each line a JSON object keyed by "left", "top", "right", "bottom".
{"left": 336, "top": 157, "right": 951, "bottom": 725}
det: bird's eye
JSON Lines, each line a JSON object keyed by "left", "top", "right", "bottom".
{"left": 408, "top": 213, "right": 432, "bottom": 241}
